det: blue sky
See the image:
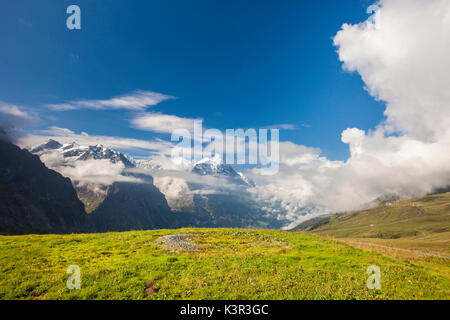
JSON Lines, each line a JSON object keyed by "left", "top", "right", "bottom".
{"left": 0, "top": 0, "right": 384, "bottom": 161}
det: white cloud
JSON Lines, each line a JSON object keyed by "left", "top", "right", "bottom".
{"left": 153, "top": 176, "right": 194, "bottom": 209}
{"left": 248, "top": 0, "right": 450, "bottom": 227}
{"left": 334, "top": 0, "right": 450, "bottom": 141}
{"left": 263, "top": 124, "right": 298, "bottom": 130}
{"left": 46, "top": 90, "right": 174, "bottom": 111}
{"left": 0, "top": 102, "right": 32, "bottom": 119}
{"left": 39, "top": 151, "right": 140, "bottom": 187}
{"left": 131, "top": 112, "right": 201, "bottom": 134}
{"left": 17, "top": 126, "right": 174, "bottom": 157}
{"left": 341, "top": 128, "right": 365, "bottom": 157}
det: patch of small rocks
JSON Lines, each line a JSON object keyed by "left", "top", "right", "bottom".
{"left": 156, "top": 233, "right": 198, "bottom": 252}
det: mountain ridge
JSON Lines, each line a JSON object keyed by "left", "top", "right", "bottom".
{"left": 27, "top": 139, "right": 281, "bottom": 230}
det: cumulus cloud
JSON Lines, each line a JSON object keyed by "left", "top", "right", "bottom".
{"left": 131, "top": 112, "right": 202, "bottom": 134}
{"left": 249, "top": 0, "right": 450, "bottom": 227}
{"left": 45, "top": 90, "right": 174, "bottom": 111}
{"left": 334, "top": 0, "right": 450, "bottom": 140}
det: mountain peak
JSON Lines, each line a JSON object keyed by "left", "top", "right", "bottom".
{"left": 194, "top": 154, "right": 223, "bottom": 166}
{"left": 30, "top": 139, "right": 63, "bottom": 153}
{"left": 192, "top": 156, "right": 234, "bottom": 177}
{"left": 191, "top": 156, "right": 253, "bottom": 186}
{"left": 30, "top": 139, "right": 134, "bottom": 168}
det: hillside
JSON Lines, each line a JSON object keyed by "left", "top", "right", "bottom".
{"left": 294, "top": 192, "right": 450, "bottom": 258}
{"left": 86, "top": 181, "right": 184, "bottom": 232}
{"left": 0, "top": 141, "right": 87, "bottom": 234}
{"left": 0, "top": 228, "right": 448, "bottom": 299}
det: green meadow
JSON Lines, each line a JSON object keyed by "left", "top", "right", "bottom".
{"left": 0, "top": 228, "right": 448, "bottom": 300}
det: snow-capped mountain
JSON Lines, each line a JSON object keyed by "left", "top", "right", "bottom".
{"left": 135, "top": 155, "right": 254, "bottom": 186}
{"left": 31, "top": 140, "right": 255, "bottom": 190}
{"left": 191, "top": 157, "right": 254, "bottom": 186}
{"left": 192, "top": 157, "right": 237, "bottom": 177}
{"left": 134, "top": 159, "right": 160, "bottom": 171}
{"left": 30, "top": 139, "right": 62, "bottom": 153}
{"left": 134, "top": 158, "right": 184, "bottom": 171}
{"left": 31, "top": 139, "right": 134, "bottom": 168}
{"left": 27, "top": 139, "right": 282, "bottom": 229}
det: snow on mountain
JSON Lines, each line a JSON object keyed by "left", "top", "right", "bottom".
{"left": 30, "top": 139, "right": 134, "bottom": 168}
{"left": 237, "top": 171, "right": 255, "bottom": 187}
{"left": 134, "top": 157, "right": 188, "bottom": 171}
{"left": 191, "top": 156, "right": 253, "bottom": 186}
{"left": 136, "top": 155, "right": 254, "bottom": 186}
{"left": 30, "top": 139, "right": 62, "bottom": 153}
{"left": 28, "top": 141, "right": 279, "bottom": 227}
{"left": 31, "top": 139, "right": 253, "bottom": 187}
{"left": 134, "top": 159, "right": 160, "bottom": 171}
{"left": 191, "top": 156, "right": 237, "bottom": 177}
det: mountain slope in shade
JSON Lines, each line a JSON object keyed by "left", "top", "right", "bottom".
{"left": 30, "top": 139, "right": 136, "bottom": 212}
{"left": 30, "top": 140, "right": 189, "bottom": 231}
{"left": 137, "top": 157, "right": 278, "bottom": 228}
{"left": 86, "top": 179, "right": 188, "bottom": 232}
{"left": 0, "top": 141, "right": 87, "bottom": 234}
{"left": 189, "top": 193, "right": 285, "bottom": 228}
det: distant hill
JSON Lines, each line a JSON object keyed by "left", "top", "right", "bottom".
{"left": 292, "top": 192, "right": 450, "bottom": 240}
{"left": 289, "top": 213, "right": 337, "bottom": 232}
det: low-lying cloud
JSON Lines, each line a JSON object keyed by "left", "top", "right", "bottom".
{"left": 38, "top": 151, "right": 140, "bottom": 187}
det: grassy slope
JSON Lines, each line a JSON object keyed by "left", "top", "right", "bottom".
{"left": 310, "top": 192, "right": 450, "bottom": 239}
{"left": 0, "top": 228, "right": 448, "bottom": 300}
{"left": 306, "top": 193, "right": 450, "bottom": 285}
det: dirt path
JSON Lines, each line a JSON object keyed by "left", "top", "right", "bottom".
{"left": 344, "top": 240, "right": 450, "bottom": 259}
